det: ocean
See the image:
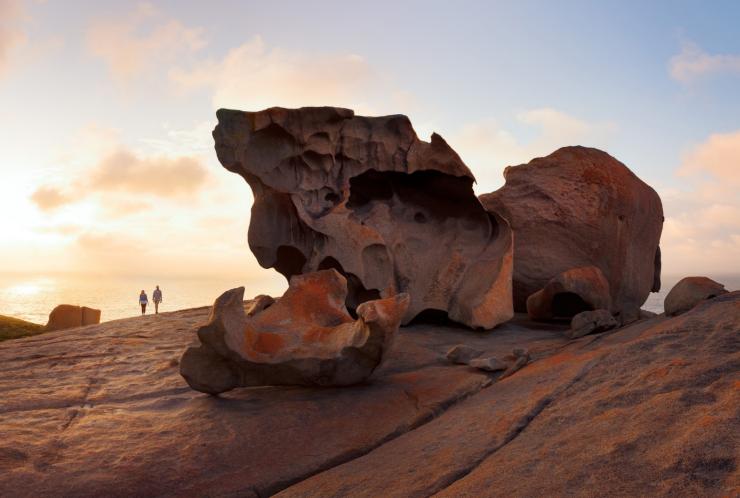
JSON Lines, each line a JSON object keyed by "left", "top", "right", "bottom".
{"left": 1, "top": 272, "right": 737, "bottom": 326}
{"left": 0, "top": 273, "right": 288, "bottom": 325}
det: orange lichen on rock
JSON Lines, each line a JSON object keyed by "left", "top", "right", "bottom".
{"left": 180, "top": 269, "right": 409, "bottom": 394}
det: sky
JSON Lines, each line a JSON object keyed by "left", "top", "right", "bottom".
{"left": 0, "top": 0, "right": 738, "bottom": 292}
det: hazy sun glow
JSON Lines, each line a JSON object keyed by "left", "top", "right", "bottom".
{"left": 5, "top": 277, "right": 55, "bottom": 297}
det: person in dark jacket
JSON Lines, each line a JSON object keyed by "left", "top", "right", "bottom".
{"left": 153, "top": 285, "right": 163, "bottom": 314}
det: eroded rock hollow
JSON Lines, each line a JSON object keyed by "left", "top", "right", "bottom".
{"left": 213, "top": 106, "right": 513, "bottom": 329}
{"left": 180, "top": 269, "right": 410, "bottom": 394}
{"left": 480, "top": 146, "right": 663, "bottom": 318}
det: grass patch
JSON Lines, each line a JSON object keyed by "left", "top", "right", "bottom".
{"left": 0, "top": 315, "right": 45, "bottom": 342}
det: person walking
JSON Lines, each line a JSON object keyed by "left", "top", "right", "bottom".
{"left": 153, "top": 285, "right": 163, "bottom": 314}
{"left": 139, "top": 290, "right": 148, "bottom": 315}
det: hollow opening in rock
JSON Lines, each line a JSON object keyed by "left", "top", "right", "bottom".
{"left": 346, "top": 169, "right": 483, "bottom": 222}
{"left": 551, "top": 292, "right": 593, "bottom": 319}
{"left": 318, "top": 256, "right": 381, "bottom": 315}
{"left": 274, "top": 245, "right": 307, "bottom": 279}
{"left": 408, "top": 308, "right": 468, "bottom": 329}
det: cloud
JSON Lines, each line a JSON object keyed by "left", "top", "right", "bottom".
{"left": 31, "top": 144, "right": 209, "bottom": 216}
{"left": 659, "top": 130, "right": 740, "bottom": 274}
{"left": 30, "top": 186, "right": 73, "bottom": 211}
{"left": 449, "top": 108, "right": 616, "bottom": 193}
{"left": 679, "top": 130, "right": 740, "bottom": 186}
{"left": 669, "top": 41, "right": 740, "bottom": 84}
{"left": 170, "top": 35, "right": 379, "bottom": 112}
{"left": 87, "top": 2, "right": 206, "bottom": 83}
{"left": 90, "top": 149, "right": 208, "bottom": 197}
{"left": 0, "top": 0, "right": 25, "bottom": 76}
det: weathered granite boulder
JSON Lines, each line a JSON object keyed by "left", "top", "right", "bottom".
{"left": 213, "top": 106, "right": 513, "bottom": 329}
{"left": 526, "top": 266, "right": 612, "bottom": 321}
{"left": 664, "top": 276, "right": 728, "bottom": 316}
{"left": 45, "top": 305, "right": 101, "bottom": 331}
{"left": 567, "top": 309, "right": 618, "bottom": 339}
{"left": 180, "top": 269, "right": 409, "bottom": 394}
{"left": 468, "top": 356, "right": 507, "bottom": 372}
{"left": 480, "top": 146, "right": 663, "bottom": 318}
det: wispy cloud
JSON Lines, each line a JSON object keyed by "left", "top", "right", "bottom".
{"left": 170, "top": 35, "right": 384, "bottom": 113}
{"left": 660, "top": 130, "right": 740, "bottom": 273}
{"left": 679, "top": 130, "right": 740, "bottom": 186}
{"left": 90, "top": 149, "right": 208, "bottom": 197}
{"left": 449, "top": 108, "right": 616, "bottom": 193}
{"left": 0, "top": 0, "right": 25, "bottom": 76}
{"left": 30, "top": 186, "right": 73, "bottom": 212}
{"left": 87, "top": 2, "right": 206, "bottom": 84}
{"left": 669, "top": 41, "right": 740, "bottom": 84}
{"left": 31, "top": 146, "right": 209, "bottom": 212}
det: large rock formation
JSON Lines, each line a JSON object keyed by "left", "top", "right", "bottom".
{"left": 664, "top": 276, "right": 728, "bottom": 316}
{"left": 480, "top": 146, "right": 663, "bottom": 318}
{"left": 45, "top": 305, "right": 101, "bottom": 331}
{"left": 213, "top": 106, "right": 513, "bottom": 329}
{"left": 180, "top": 269, "right": 410, "bottom": 394}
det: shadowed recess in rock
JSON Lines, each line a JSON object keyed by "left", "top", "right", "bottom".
{"left": 551, "top": 292, "right": 594, "bottom": 319}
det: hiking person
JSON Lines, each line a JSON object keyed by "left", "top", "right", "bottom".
{"left": 153, "top": 285, "right": 163, "bottom": 314}
{"left": 139, "top": 290, "right": 148, "bottom": 315}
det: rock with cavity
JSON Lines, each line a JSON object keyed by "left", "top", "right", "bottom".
{"left": 664, "top": 276, "right": 728, "bottom": 316}
{"left": 526, "top": 266, "right": 612, "bottom": 321}
{"left": 45, "top": 305, "right": 101, "bottom": 331}
{"left": 567, "top": 309, "right": 618, "bottom": 339}
{"left": 180, "top": 269, "right": 410, "bottom": 394}
{"left": 480, "top": 146, "right": 663, "bottom": 317}
{"left": 213, "top": 106, "right": 513, "bottom": 329}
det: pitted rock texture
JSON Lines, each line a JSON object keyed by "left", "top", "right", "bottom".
{"left": 180, "top": 269, "right": 410, "bottom": 394}
{"left": 213, "top": 106, "right": 513, "bottom": 329}
{"left": 526, "top": 266, "right": 612, "bottom": 321}
{"left": 480, "top": 146, "right": 663, "bottom": 316}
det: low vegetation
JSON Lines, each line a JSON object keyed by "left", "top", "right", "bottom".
{"left": 0, "top": 315, "right": 45, "bottom": 342}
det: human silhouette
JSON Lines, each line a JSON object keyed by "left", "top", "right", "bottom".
{"left": 139, "top": 290, "right": 148, "bottom": 315}
{"left": 153, "top": 285, "right": 163, "bottom": 314}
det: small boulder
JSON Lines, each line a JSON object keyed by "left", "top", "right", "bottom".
{"left": 526, "top": 266, "right": 612, "bottom": 321}
{"left": 567, "top": 309, "right": 618, "bottom": 339}
{"left": 664, "top": 277, "right": 728, "bottom": 316}
{"left": 468, "top": 357, "right": 507, "bottom": 372}
{"left": 500, "top": 349, "right": 531, "bottom": 379}
{"left": 46, "top": 305, "right": 101, "bottom": 331}
{"left": 445, "top": 345, "right": 483, "bottom": 364}
{"left": 180, "top": 269, "right": 410, "bottom": 394}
